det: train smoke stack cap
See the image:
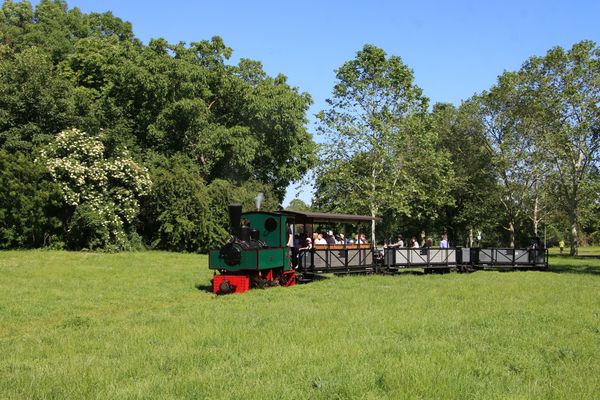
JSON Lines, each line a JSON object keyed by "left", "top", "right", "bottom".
{"left": 228, "top": 204, "right": 242, "bottom": 234}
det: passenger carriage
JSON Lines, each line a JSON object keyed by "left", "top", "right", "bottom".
{"left": 282, "top": 210, "right": 382, "bottom": 275}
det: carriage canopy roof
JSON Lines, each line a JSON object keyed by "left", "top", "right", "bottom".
{"left": 281, "top": 210, "right": 381, "bottom": 224}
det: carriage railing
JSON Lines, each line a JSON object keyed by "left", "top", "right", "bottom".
{"left": 384, "top": 247, "right": 457, "bottom": 269}
{"left": 384, "top": 247, "right": 548, "bottom": 269}
{"left": 299, "top": 246, "right": 549, "bottom": 272}
{"left": 472, "top": 247, "right": 548, "bottom": 268}
{"left": 298, "top": 244, "right": 378, "bottom": 273}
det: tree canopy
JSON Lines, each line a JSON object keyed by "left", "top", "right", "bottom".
{"left": 0, "top": 0, "right": 598, "bottom": 251}
{"left": 0, "top": 0, "right": 315, "bottom": 251}
{"left": 315, "top": 42, "right": 599, "bottom": 249}
{"left": 315, "top": 45, "right": 453, "bottom": 243}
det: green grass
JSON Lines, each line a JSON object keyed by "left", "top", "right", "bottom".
{"left": 1, "top": 251, "right": 599, "bottom": 399}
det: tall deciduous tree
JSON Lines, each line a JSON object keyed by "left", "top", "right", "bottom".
{"left": 520, "top": 41, "right": 600, "bottom": 254}
{"left": 477, "top": 71, "right": 542, "bottom": 248}
{"left": 286, "top": 198, "right": 311, "bottom": 211}
{"left": 315, "top": 44, "right": 453, "bottom": 242}
{"left": 433, "top": 102, "right": 498, "bottom": 246}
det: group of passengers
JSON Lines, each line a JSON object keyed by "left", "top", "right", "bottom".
{"left": 384, "top": 234, "right": 450, "bottom": 249}
{"left": 294, "top": 230, "right": 370, "bottom": 252}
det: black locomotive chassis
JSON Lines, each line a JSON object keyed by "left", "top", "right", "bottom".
{"left": 297, "top": 247, "right": 549, "bottom": 274}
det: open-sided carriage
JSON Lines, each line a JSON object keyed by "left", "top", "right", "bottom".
{"left": 284, "top": 210, "right": 382, "bottom": 275}
{"left": 382, "top": 246, "right": 548, "bottom": 272}
{"left": 286, "top": 210, "right": 547, "bottom": 273}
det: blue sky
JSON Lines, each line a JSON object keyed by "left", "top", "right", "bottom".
{"left": 37, "top": 0, "right": 600, "bottom": 205}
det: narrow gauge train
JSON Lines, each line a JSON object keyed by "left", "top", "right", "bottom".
{"left": 209, "top": 205, "right": 548, "bottom": 295}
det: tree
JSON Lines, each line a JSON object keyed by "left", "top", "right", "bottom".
{"left": 0, "top": 47, "right": 76, "bottom": 151}
{"left": 519, "top": 41, "right": 600, "bottom": 254}
{"left": 139, "top": 154, "right": 226, "bottom": 252}
{"left": 432, "top": 102, "right": 498, "bottom": 246}
{"left": 220, "top": 63, "right": 316, "bottom": 200}
{"left": 0, "top": 150, "right": 64, "bottom": 248}
{"left": 315, "top": 44, "right": 453, "bottom": 242}
{"left": 286, "top": 198, "right": 311, "bottom": 211}
{"left": 476, "top": 71, "right": 542, "bottom": 248}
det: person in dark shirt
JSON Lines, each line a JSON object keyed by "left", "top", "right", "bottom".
{"left": 325, "top": 230, "right": 336, "bottom": 245}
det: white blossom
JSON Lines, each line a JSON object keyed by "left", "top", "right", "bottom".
{"left": 40, "top": 128, "right": 152, "bottom": 249}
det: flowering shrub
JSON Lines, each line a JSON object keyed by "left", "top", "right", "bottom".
{"left": 41, "top": 128, "right": 151, "bottom": 250}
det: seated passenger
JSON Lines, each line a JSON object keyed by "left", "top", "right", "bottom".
{"left": 339, "top": 233, "right": 347, "bottom": 244}
{"left": 325, "top": 230, "right": 336, "bottom": 245}
{"left": 299, "top": 237, "right": 312, "bottom": 251}
{"left": 360, "top": 233, "right": 368, "bottom": 244}
{"left": 440, "top": 234, "right": 449, "bottom": 248}
{"left": 314, "top": 233, "right": 327, "bottom": 245}
{"left": 385, "top": 234, "right": 404, "bottom": 248}
{"left": 424, "top": 237, "right": 433, "bottom": 248}
{"left": 410, "top": 236, "right": 420, "bottom": 248}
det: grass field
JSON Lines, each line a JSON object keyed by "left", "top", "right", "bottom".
{"left": 547, "top": 245, "right": 600, "bottom": 255}
{"left": 1, "top": 251, "right": 599, "bottom": 399}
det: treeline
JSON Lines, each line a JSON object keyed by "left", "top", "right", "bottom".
{"left": 1, "top": 1, "right": 598, "bottom": 255}
{"left": 314, "top": 44, "right": 599, "bottom": 254}
{"left": 0, "top": 0, "right": 315, "bottom": 251}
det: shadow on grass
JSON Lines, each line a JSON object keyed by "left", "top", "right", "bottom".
{"left": 195, "top": 272, "right": 329, "bottom": 292}
{"left": 548, "top": 255, "right": 600, "bottom": 276}
{"left": 195, "top": 283, "right": 214, "bottom": 293}
{"left": 298, "top": 273, "right": 331, "bottom": 283}
{"left": 395, "top": 270, "right": 425, "bottom": 276}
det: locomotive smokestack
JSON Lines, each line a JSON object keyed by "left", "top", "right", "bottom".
{"left": 255, "top": 192, "right": 264, "bottom": 211}
{"left": 228, "top": 204, "right": 242, "bottom": 236}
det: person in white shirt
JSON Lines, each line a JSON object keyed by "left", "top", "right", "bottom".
{"left": 314, "top": 233, "right": 327, "bottom": 245}
{"left": 440, "top": 234, "right": 449, "bottom": 248}
{"left": 385, "top": 234, "right": 404, "bottom": 248}
{"left": 410, "top": 236, "right": 420, "bottom": 248}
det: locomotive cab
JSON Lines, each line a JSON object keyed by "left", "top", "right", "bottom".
{"left": 209, "top": 205, "right": 291, "bottom": 273}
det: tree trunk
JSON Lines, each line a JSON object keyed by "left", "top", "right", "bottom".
{"left": 570, "top": 221, "right": 578, "bottom": 256}
{"left": 568, "top": 198, "right": 578, "bottom": 256}
{"left": 370, "top": 208, "right": 376, "bottom": 245}
{"left": 533, "top": 196, "right": 539, "bottom": 236}
{"left": 370, "top": 168, "right": 377, "bottom": 245}
{"left": 509, "top": 221, "right": 515, "bottom": 248}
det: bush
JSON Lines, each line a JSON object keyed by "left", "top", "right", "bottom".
{"left": 140, "top": 154, "right": 226, "bottom": 252}
{"left": 0, "top": 151, "right": 64, "bottom": 248}
{"left": 41, "top": 128, "right": 151, "bottom": 250}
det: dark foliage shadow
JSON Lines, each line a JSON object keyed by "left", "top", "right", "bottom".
{"left": 548, "top": 255, "right": 600, "bottom": 276}
{"left": 548, "top": 265, "right": 600, "bottom": 276}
